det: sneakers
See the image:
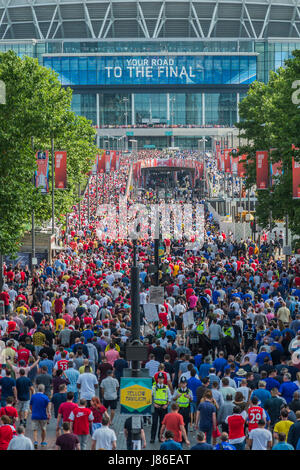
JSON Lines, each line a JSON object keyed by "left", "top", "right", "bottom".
{"left": 41, "top": 442, "right": 48, "bottom": 448}
{"left": 34, "top": 441, "right": 38, "bottom": 449}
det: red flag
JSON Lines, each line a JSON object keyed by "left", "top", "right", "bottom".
{"left": 55, "top": 151, "right": 67, "bottom": 189}
{"left": 293, "top": 157, "right": 300, "bottom": 199}
{"left": 256, "top": 151, "right": 269, "bottom": 190}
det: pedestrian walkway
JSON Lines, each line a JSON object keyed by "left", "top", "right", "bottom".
{"left": 24, "top": 402, "right": 199, "bottom": 450}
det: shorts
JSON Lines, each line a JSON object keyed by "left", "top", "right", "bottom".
{"left": 32, "top": 420, "right": 47, "bottom": 432}
{"left": 190, "top": 401, "right": 197, "bottom": 413}
{"left": 103, "top": 399, "right": 117, "bottom": 410}
{"left": 18, "top": 400, "right": 30, "bottom": 412}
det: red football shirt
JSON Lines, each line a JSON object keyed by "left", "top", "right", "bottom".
{"left": 56, "top": 359, "right": 69, "bottom": 371}
{"left": 0, "top": 425, "right": 14, "bottom": 450}
{"left": 69, "top": 407, "right": 93, "bottom": 435}
{"left": 58, "top": 402, "right": 78, "bottom": 422}
{"left": 226, "top": 414, "right": 245, "bottom": 440}
{"left": 247, "top": 406, "right": 265, "bottom": 432}
{"left": 161, "top": 412, "right": 184, "bottom": 442}
{"left": 0, "top": 406, "right": 18, "bottom": 422}
{"left": 17, "top": 348, "right": 31, "bottom": 365}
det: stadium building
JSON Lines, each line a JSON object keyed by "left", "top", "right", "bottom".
{"left": 1, "top": 0, "right": 300, "bottom": 149}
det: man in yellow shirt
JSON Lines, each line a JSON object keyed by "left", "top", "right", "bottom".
{"left": 78, "top": 359, "right": 93, "bottom": 374}
{"left": 273, "top": 409, "right": 294, "bottom": 442}
{"left": 55, "top": 314, "right": 66, "bottom": 332}
{"left": 173, "top": 264, "right": 180, "bottom": 277}
{"left": 15, "top": 304, "right": 28, "bottom": 316}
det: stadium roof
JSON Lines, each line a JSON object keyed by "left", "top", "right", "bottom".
{"left": 0, "top": 0, "right": 300, "bottom": 40}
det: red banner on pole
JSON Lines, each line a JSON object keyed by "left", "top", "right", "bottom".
{"left": 216, "top": 143, "right": 221, "bottom": 171}
{"left": 55, "top": 151, "right": 67, "bottom": 189}
{"left": 110, "top": 151, "right": 117, "bottom": 171}
{"left": 35, "top": 151, "right": 49, "bottom": 194}
{"left": 293, "top": 158, "right": 300, "bottom": 199}
{"left": 256, "top": 150, "right": 269, "bottom": 190}
{"left": 97, "top": 151, "right": 105, "bottom": 173}
{"left": 237, "top": 154, "right": 247, "bottom": 178}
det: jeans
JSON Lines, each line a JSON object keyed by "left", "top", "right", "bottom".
{"left": 200, "top": 427, "right": 212, "bottom": 444}
{"left": 234, "top": 439, "right": 246, "bottom": 450}
{"left": 0, "top": 398, "right": 6, "bottom": 407}
{"left": 78, "top": 434, "right": 89, "bottom": 450}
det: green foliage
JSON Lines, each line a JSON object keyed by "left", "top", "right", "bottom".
{"left": 0, "top": 50, "right": 97, "bottom": 256}
{"left": 237, "top": 49, "right": 300, "bottom": 235}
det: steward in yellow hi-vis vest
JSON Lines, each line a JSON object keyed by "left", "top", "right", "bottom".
{"left": 172, "top": 376, "right": 193, "bottom": 434}
{"left": 150, "top": 372, "right": 172, "bottom": 444}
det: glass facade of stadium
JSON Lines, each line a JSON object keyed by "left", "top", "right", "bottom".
{"left": 2, "top": 38, "right": 300, "bottom": 148}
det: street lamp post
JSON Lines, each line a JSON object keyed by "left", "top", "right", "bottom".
{"left": 87, "top": 176, "right": 90, "bottom": 224}
{"left": 130, "top": 230, "right": 141, "bottom": 377}
{"left": 31, "top": 137, "right": 36, "bottom": 266}
{"left": 78, "top": 182, "right": 81, "bottom": 230}
{"left": 51, "top": 137, "right": 55, "bottom": 235}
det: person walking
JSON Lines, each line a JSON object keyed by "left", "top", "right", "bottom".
{"left": 91, "top": 415, "right": 117, "bottom": 450}
{"left": 195, "top": 389, "right": 217, "bottom": 445}
{"left": 247, "top": 419, "right": 273, "bottom": 450}
{"left": 29, "top": 384, "right": 51, "bottom": 449}
{"left": 69, "top": 398, "right": 94, "bottom": 450}
{"left": 172, "top": 376, "right": 193, "bottom": 435}
{"left": 16, "top": 368, "right": 34, "bottom": 427}
{"left": 7, "top": 425, "right": 34, "bottom": 450}
{"left": 150, "top": 372, "right": 172, "bottom": 444}
{"left": 159, "top": 403, "right": 190, "bottom": 446}
{"left": 77, "top": 365, "right": 98, "bottom": 407}
{"left": 124, "top": 415, "right": 147, "bottom": 450}
{"left": 100, "top": 369, "right": 119, "bottom": 425}
{"left": 56, "top": 422, "right": 80, "bottom": 450}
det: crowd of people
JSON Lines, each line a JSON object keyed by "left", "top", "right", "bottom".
{"left": 0, "top": 150, "right": 300, "bottom": 452}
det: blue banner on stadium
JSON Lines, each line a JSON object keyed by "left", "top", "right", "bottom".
{"left": 43, "top": 55, "right": 256, "bottom": 86}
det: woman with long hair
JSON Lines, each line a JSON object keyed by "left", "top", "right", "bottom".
{"left": 89, "top": 396, "right": 109, "bottom": 434}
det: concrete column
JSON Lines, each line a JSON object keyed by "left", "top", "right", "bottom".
{"left": 202, "top": 93, "right": 205, "bottom": 126}
{"left": 96, "top": 93, "right": 100, "bottom": 128}
{"left": 131, "top": 93, "right": 135, "bottom": 125}
{"left": 166, "top": 93, "right": 170, "bottom": 125}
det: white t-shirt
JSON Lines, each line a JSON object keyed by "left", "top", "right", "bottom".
{"left": 92, "top": 426, "right": 117, "bottom": 450}
{"left": 249, "top": 427, "right": 272, "bottom": 450}
{"left": 236, "top": 385, "right": 251, "bottom": 402}
{"left": 139, "top": 292, "right": 148, "bottom": 305}
{"left": 77, "top": 372, "right": 98, "bottom": 400}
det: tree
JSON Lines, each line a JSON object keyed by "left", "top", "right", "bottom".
{"left": 0, "top": 50, "right": 97, "bottom": 257}
{"left": 236, "top": 50, "right": 300, "bottom": 236}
